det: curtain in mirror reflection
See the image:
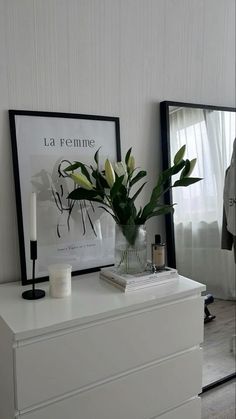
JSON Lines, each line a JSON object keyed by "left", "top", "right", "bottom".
{"left": 169, "top": 107, "right": 235, "bottom": 299}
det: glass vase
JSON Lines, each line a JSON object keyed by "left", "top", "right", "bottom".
{"left": 115, "top": 224, "right": 147, "bottom": 274}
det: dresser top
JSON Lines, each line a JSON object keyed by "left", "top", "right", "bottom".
{"left": 0, "top": 273, "right": 205, "bottom": 340}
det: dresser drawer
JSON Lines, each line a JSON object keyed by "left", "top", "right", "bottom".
{"left": 15, "top": 297, "right": 204, "bottom": 410}
{"left": 18, "top": 348, "right": 202, "bottom": 419}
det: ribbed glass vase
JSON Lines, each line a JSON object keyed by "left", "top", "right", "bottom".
{"left": 115, "top": 224, "right": 147, "bottom": 274}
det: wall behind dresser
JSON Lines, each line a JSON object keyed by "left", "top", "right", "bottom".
{"left": 0, "top": 0, "right": 235, "bottom": 283}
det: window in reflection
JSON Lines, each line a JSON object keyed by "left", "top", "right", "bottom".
{"left": 169, "top": 107, "right": 235, "bottom": 300}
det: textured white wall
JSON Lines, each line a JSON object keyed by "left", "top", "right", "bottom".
{"left": 0, "top": 0, "right": 235, "bottom": 283}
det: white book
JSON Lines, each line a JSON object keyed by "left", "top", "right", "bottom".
{"left": 100, "top": 273, "right": 178, "bottom": 292}
{"left": 100, "top": 272, "right": 179, "bottom": 288}
{"left": 124, "top": 274, "right": 179, "bottom": 288}
{"left": 100, "top": 266, "right": 178, "bottom": 286}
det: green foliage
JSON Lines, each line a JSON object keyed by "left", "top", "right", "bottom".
{"left": 65, "top": 147, "right": 202, "bottom": 244}
{"left": 174, "top": 144, "right": 186, "bottom": 165}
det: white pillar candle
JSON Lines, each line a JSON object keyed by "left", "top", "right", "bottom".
{"left": 48, "top": 264, "right": 72, "bottom": 298}
{"left": 30, "top": 192, "right": 37, "bottom": 241}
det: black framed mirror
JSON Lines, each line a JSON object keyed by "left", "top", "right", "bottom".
{"left": 160, "top": 101, "right": 236, "bottom": 390}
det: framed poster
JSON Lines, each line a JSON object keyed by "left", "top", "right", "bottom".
{"left": 9, "top": 110, "right": 121, "bottom": 284}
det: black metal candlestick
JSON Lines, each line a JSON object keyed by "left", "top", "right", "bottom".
{"left": 22, "top": 241, "right": 45, "bottom": 300}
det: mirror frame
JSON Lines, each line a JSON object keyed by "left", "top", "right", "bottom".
{"left": 161, "top": 101, "right": 236, "bottom": 391}
{"left": 160, "top": 100, "right": 236, "bottom": 269}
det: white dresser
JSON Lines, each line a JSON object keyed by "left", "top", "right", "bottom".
{"left": 0, "top": 273, "right": 205, "bottom": 419}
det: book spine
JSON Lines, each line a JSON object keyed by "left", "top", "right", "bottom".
{"left": 99, "top": 273, "right": 128, "bottom": 287}
{"left": 128, "top": 272, "right": 178, "bottom": 285}
{"left": 125, "top": 276, "right": 179, "bottom": 290}
{"left": 100, "top": 274, "right": 126, "bottom": 291}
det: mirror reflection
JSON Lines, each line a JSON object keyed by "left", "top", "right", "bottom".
{"left": 161, "top": 102, "right": 236, "bottom": 389}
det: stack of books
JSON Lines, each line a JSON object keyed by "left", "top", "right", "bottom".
{"left": 100, "top": 266, "right": 179, "bottom": 292}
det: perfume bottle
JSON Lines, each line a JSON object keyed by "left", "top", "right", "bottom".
{"left": 152, "top": 234, "right": 166, "bottom": 270}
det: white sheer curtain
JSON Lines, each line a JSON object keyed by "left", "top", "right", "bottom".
{"left": 170, "top": 108, "right": 235, "bottom": 299}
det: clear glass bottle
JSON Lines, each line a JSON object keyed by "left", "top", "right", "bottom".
{"left": 152, "top": 234, "right": 166, "bottom": 270}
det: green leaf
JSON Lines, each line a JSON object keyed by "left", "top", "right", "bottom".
{"left": 125, "top": 148, "right": 132, "bottom": 165}
{"left": 119, "top": 223, "right": 140, "bottom": 245}
{"left": 130, "top": 182, "right": 147, "bottom": 202}
{"left": 171, "top": 159, "right": 186, "bottom": 175}
{"left": 136, "top": 207, "right": 142, "bottom": 219}
{"left": 111, "top": 200, "right": 126, "bottom": 224}
{"left": 91, "top": 169, "right": 98, "bottom": 180}
{"left": 64, "top": 162, "right": 81, "bottom": 172}
{"left": 149, "top": 184, "right": 162, "bottom": 204}
{"left": 145, "top": 205, "right": 174, "bottom": 220}
{"left": 98, "top": 206, "right": 118, "bottom": 222}
{"left": 92, "top": 170, "right": 108, "bottom": 190}
{"left": 66, "top": 162, "right": 91, "bottom": 181}
{"left": 77, "top": 164, "right": 91, "bottom": 180}
{"left": 139, "top": 201, "right": 157, "bottom": 223}
{"left": 113, "top": 196, "right": 137, "bottom": 225}
{"left": 173, "top": 177, "right": 202, "bottom": 187}
{"left": 110, "top": 175, "right": 125, "bottom": 199}
{"left": 174, "top": 145, "right": 186, "bottom": 165}
{"left": 129, "top": 170, "right": 147, "bottom": 187}
{"left": 157, "top": 166, "right": 173, "bottom": 187}
{"left": 94, "top": 147, "right": 101, "bottom": 165}
{"left": 68, "top": 188, "right": 102, "bottom": 202}
{"left": 180, "top": 159, "right": 190, "bottom": 179}
{"left": 186, "top": 158, "right": 197, "bottom": 177}
{"left": 130, "top": 204, "right": 137, "bottom": 220}
{"left": 157, "top": 160, "right": 186, "bottom": 187}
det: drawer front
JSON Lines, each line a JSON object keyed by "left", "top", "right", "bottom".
{"left": 18, "top": 349, "right": 202, "bottom": 419}
{"left": 154, "top": 397, "right": 201, "bottom": 419}
{"left": 15, "top": 297, "right": 204, "bottom": 410}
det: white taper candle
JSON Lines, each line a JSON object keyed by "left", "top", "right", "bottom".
{"left": 30, "top": 192, "right": 37, "bottom": 241}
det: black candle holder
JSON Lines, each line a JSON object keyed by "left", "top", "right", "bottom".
{"left": 22, "top": 241, "right": 45, "bottom": 300}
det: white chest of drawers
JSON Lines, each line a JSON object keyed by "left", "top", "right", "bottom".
{"left": 0, "top": 273, "right": 205, "bottom": 419}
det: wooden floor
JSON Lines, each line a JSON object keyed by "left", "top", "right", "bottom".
{"left": 202, "top": 299, "right": 236, "bottom": 387}
{"left": 201, "top": 380, "right": 236, "bottom": 419}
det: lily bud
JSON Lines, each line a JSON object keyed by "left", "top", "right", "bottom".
{"left": 71, "top": 173, "right": 94, "bottom": 190}
{"left": 127, "top": 155, "right": 135, "bottom": 173}
{"left": 114, "top": 162, "right": 128, "bottom": 185}
{"left": 186, "top": 158, "right": 197, "bottom": 177}
{"left": 174, "top": 145, "right": 186, "bottom": 165}
{"left": 105, "top": 159, "right": 115, "bottom": 188}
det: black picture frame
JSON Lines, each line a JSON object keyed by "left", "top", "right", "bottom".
{"left": 9, "top": 110, "right": 121, "bottom": 285}
{"left": 160, "top": 100, "right": 236, "bottom": 268}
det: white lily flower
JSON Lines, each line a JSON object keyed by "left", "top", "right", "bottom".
{"left": 71, "top": 173, "right": 94, "bottom": 190}
{"left": 105, "top": 159, "right": 115, "bottom": 188}
{"left": 127, "top": 155, "right": 135, "bottom": 173}
{"left": 114, "top": 162, "right": 128, "bottom": 185}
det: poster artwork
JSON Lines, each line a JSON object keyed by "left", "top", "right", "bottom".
{"left": 9, "top": 111, "right": 120, "bottom": 283}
